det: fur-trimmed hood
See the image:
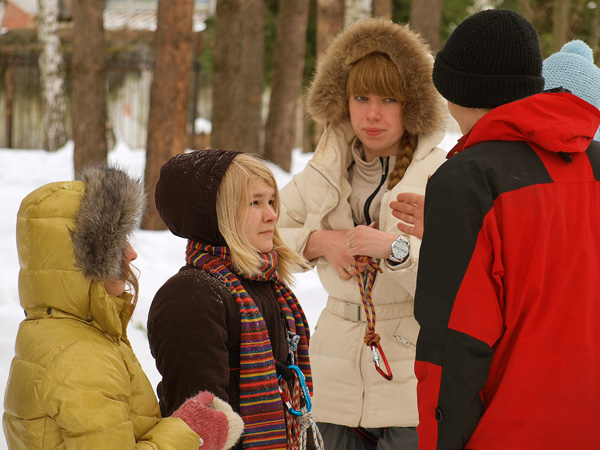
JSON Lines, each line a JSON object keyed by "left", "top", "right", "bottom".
{"left": 16, "top": 166, "right": 144, "bottom": 332}
{"left": 306, "top": 17, "right": 447, "bottom": 135}
{"left": 71, "top": 167, "right": 145, "bottom": 280}
{"left": 72, "top": 166, "right": 146, "bottom": 281}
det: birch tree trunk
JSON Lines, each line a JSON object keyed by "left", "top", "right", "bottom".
{"left": 143, "top": 0, "right": 195, "bottom": 230}
{"left": 344, "top": 0, "right": 369, "bottom": 25}
{"left": 38, "top": 0, "right": 67, "bottom": 152}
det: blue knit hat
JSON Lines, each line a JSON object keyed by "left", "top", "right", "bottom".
{"left": 543, "top": 40, "right": 600, "bottom": 141}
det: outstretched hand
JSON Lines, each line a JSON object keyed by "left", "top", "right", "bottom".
{"left": 390, "top": 193, "right": 425, "bottom": 240}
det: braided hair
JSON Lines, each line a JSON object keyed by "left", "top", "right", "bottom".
{"left": 388, "top": 131, "right": 417, "bottom": 189}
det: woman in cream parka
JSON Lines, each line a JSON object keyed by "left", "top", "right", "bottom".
{"left": 278, "top": 18, "right": 447, "bottom": 449}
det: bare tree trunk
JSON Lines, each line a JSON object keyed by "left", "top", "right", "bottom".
{"left": 4, "top": 66, "right": 13, "bottom": 148}
{"left": 372, "top": 0, "right": 392, "bottom": 20}
{"left": 317, "top": 0, "right": 344, "bottom": 58}
{"left": 264, "top": 0, "right": 310, "bottom": 171}
{"left": 38, "top": 0, "right": 67, "bottom": 152}
{"left": 409, "top": 0, "right": 442, "bottom": 53}
{"left": 71, "top": 0, "right": 107, "bottom": 174}
{"left": 591, "top": 1, "right": 600, "bottom": 65}
{"left": 517, "top": 0, "right": 535, "bottom": 23}
{"left": 190, "top": 32, "right": 204, "bottom": 148}
{"left": 143, "top": 0, "right": 195, "bottom": 230}
{"left": 552, "top": 0, "right": 571, "bottom": 52}
{"left": 211, "top": 0, "right": 242, "bottom": 150}
{"left": 238, "top": 0, "right": 264, "bottom": 155}
{"left": 314, "top": 0, "right": 344, "bottom": 152}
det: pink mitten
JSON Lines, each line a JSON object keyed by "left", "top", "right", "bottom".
{"left": 173, "top": 391, "right": 244, "bottom": 450}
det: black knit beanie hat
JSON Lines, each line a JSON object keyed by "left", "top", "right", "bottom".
{"left": 433, "top": 9, "right": 544, "bottom": 109}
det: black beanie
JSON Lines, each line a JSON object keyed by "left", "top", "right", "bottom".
{"left": 432, "top": 9, "right": 544, "bottom": 109}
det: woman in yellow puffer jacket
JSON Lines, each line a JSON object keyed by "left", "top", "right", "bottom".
{"left": 2, "top": 166, "right": 244, "bottom": 450}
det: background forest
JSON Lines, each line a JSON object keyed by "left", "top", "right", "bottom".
{"left": 1, "top": 0, "right": 599, "bottom": 229}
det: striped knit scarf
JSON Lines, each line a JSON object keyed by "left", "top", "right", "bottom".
{"left": 186, "top": 240, "right": 312, "bottom": 450}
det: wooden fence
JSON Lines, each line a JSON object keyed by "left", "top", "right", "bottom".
{"left": 0, "top": 54, "right": 212, "bottom": 150}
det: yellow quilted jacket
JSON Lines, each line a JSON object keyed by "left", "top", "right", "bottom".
{"left": 3, "top": 180, "right": 199, "bottom": 449}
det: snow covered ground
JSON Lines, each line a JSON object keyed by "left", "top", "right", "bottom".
{"left": 0, "top": 132, "right": 459, "bottom": 447}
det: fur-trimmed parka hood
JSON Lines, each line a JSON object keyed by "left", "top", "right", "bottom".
{"left": 306, "top": 17, "right": 447, "bottom": 135}
{"left": 72, "top": 166, "right": 146, "bottom": 281}
{"left": 16, "top": 166, "right": 145, "bottom": 334}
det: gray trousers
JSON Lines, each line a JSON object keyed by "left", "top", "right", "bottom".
{"left": 317, "top": 422, "right": 418, "bottom": 450}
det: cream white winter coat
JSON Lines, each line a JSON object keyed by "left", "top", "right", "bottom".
{"left": 278, "top": 18, "right": 448, "bottom": 428}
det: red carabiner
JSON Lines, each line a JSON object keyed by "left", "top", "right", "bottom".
{"left": 370, "top": 343, "right": 393, "bottom": 381}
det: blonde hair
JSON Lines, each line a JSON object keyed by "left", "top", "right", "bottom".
{"left": 124, "top": 260, "right": 140, "bottom": 314}
{"left": 346, "top": 52, "right": 417, "bottom": 189}
{"left": 216, "top": 153, "right": 307, "bottom": 284}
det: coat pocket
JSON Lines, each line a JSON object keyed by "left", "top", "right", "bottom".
{"left": 391, "top": 316, "right": 420, "bottom": 350}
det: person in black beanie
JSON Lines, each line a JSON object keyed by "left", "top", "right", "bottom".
{"left": 409, "top": 8, "right": 600, "bottom": 450}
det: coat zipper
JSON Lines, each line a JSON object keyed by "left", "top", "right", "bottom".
{"left": 394, "top": 335, "right": 414, "bottom": 347}
{"left": 360, "top": 157, "right": 390, "bottom": 312}
{"left": 363, "top": 157, "right": 390, "bottom": 225}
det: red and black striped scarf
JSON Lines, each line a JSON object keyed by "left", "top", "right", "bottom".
{"left": 185, "top": 240, "right": 312, "bottom": 450}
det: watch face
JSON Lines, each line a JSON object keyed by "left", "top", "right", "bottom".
{"left": 392, "top": 237, "right": 409, "bottom": 260}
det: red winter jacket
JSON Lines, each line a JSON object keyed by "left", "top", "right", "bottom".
{"left": 415, "top": 92, "right": 600, "bottom": 450}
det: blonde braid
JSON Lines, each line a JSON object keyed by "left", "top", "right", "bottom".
{"left": 388, "top": 131, "right": 417, "bottom": 189}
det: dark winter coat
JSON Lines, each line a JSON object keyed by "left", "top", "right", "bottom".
{"left": 148, "top": 267, "right": 290, "bottom": 417}
{"left": 415, "top": 92, "right": 600, "bottom": 450}
{"left": 148, "top": 149, "right": 293, "bottom": 449}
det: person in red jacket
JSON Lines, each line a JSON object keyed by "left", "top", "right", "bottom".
{"left": 412, "top": 9, "right": 600, "bottom": 450}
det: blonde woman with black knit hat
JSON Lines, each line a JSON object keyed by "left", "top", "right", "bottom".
{"left": 3, "top": 166, "right": 243, "bottom": 450}
{"left": 278, "top": 18, "right": 447, "bottom": 449}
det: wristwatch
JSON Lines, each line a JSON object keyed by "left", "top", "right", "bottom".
{"left": 389, "top": 235, "right": 410, "bottom": 263}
